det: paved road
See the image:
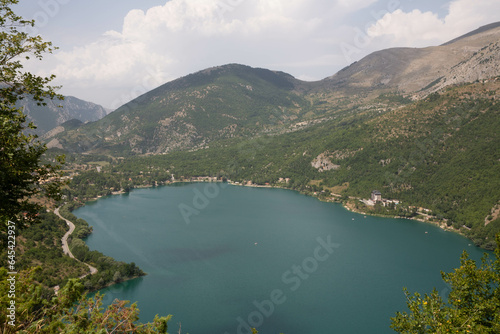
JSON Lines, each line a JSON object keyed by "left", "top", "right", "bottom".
{"left": 55, "top": 207, "right": 98, "bottom": 277}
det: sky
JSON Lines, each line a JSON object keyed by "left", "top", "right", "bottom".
{"left": 13, "top": 0, "right": 500, "bottom": 109}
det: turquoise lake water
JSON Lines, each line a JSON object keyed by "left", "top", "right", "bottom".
{"left": 74, "top": 183, "right": 489, "bottom": 334}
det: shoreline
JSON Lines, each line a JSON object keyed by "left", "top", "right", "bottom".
{"left": 340, "top": 199, "right": 466, "bottom": 237}
{"left": 78, "top": 179, "right": 470, "bottom": 240}
{"left": 65, "top": 178, "right": 481, "bottom": 294}
{"left": 54, "top": 206, "right": 98, "bottom": 277}
{"left": 88, "top": 274, "right": 144, "bottom": 294}
{"left": 57, "top": 203, "right": 147, "bottom": 293}
{"left": 228, "top": 181, "right": 468, "bottom": 237}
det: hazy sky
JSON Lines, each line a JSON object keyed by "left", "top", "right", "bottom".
{"left": 14, "top": 0, "right": 500, "bottom": 109}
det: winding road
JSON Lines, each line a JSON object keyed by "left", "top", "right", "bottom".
{"left": 55, "top": 207, "right": 98, "bottom": 277}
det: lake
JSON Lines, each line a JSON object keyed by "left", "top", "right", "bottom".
{"left": 74, "top": 182, "right": 489, "bottom": 334}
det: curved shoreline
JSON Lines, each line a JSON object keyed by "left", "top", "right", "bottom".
{"left": 54, "top": 206, "right": 98, "bottom": 278}
{"left": 340, "top": 199, "right": 466, "bottom": 237}
{"left": 225, "top": 181, "right": 468, "bottom": 237}
{"left": 79, "top": 180, "right": 468, "bottom": 240}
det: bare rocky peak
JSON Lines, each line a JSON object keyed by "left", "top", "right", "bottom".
{"left": 321, "top": 22, "right": 500, "bottom": 97}
{"left": 21, "top": 96, "right": 108, "bottom": 135}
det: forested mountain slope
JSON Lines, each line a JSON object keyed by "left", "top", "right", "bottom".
{"left": 47, "top": 23, "right": 500, "bottom": 156}
{"left": 62, "top": 80, "right": 499, "bottom": 249}
{"left": 49, "top": 24, "right": 500, "bottom": 249}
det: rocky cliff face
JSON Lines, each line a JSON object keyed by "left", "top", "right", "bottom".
{"left": 47, "top": 23, "right": 500, "bottom": 156}
{"left": 426, "top": 40, "right": 500, "bottom": 95}
{"left": 320, "top": 23, "right": 500, "bottom": 97}
{"left": 21, "top": 96, "right": 108, "bottom": 136}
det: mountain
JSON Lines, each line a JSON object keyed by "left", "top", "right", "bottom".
{"left": 46, "top": 64, "right": 314, "bottom": 154}
{"left": 47, "top": 23, "right": 500, "bottom": 156}
{"left": 51, "top": 23, "right": 499, "bottom": 249}
{"left": 319, "top": 22, "right": 500, "bottom": 97}
{"left": 107, "top": 79, "right": 499, "bottom": 249}
{"left": 20, "top": 95, "right": 108, "bottom": 136}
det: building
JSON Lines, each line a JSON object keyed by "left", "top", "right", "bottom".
{"left": 371, "top": 190, "right": 382, "bottom": 202}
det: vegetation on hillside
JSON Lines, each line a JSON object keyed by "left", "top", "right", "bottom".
{"left": 0, "top": 0, "right": 64, "bottom": 242}
{"left": 58, "top": 204, "right": 145, "bottom": 291}
{"left": 50, "top": 64, "right": 318, "bottom": 155}
{"left": 0, "top": 268, "right": 172, "bottom": 334}
{"left": 2, "top": 1, "right": 499, "bottom": 332}
{"left": 391, "top": 235, "right": 500, "bottom": 333}
{"left": 61, "top": 80, "right": 500, "bottom": 249}
{"left": 0, "top": 2, "right": 167, "bottom": 332}
{"left": 0, "top": 212, "right": 88, "bottom": 287}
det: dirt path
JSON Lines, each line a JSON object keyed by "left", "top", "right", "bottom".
{"left": 55, "top": 207, "right": 98, "bottom": 277}
{"left": 485, "top": 203, "right": 500, "bottom": 226}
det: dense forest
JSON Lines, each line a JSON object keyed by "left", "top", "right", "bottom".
{"left": 2, "top": 1, "right": 499, "bottom": 330}
{"left": 0, "top": 212, "right": 88, "bottom": 288}
{"left": 58, "top": 204, "right": 145, "bottom": 291}
{"left": 59, "top": 81, "right": 500, "bottom": 249}
{"left": 0, "top": 207, "right": 144, "bottom": 292}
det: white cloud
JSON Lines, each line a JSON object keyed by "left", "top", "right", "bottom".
{"left": 22, "top": 0, "right": 499, "bottom": 108}
{"left": 337, "top": 0, "right": 377, "bottom": 10}
{"left": 366, "top": 0, "right": 500, "bottom": 47}
{"left": 367, "top": 9, "right": 445, "bottom": 45}
{"left": 32, "top": 0, "right": 366, "bottom": 107}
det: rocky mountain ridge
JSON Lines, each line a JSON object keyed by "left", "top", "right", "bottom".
{"left": 21, "top": 95, "right": 108, "bottom": 136}
{"left": 46, "top": 22, "right": 500, "bottom": 156}
{"left": 320, "top": 23, "right": 500, "bottom": 97}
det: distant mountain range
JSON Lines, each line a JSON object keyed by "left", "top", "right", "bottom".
{"left": 46, "top": 22, "right": 500, "bottom": 155}
{"left": 20, "top": 95, "right": 108, "bottom": 136}
{"left": 45, "top": 64, "right": 312, "bottom": 153}
{"left": 47, "top": 23, "right": 500, "bottom": 249}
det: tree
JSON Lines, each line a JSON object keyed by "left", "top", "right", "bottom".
{"left": 0, "top": 0, "right": 64, "bottom": 241}
{"left": 391, "top": 235, "right": 500, "bottom": 333}
{"left": 0, "top": 4, "right": 174, "bottom": 333}
{"left": 0, "top": 268, "right": 172, "bottom": 333}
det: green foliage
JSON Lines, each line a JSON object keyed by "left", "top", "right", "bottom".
{"left": 0, "top": 0, "right": 64, "bottom": 240}
{"left": 376, "top": 93, "right": 413, "bottom": 105}
{"left": 390, "top": 235, "right": 500, "bottom": 333}
{"left": 58, "top": 204, "right": 146, "bottom": 291}
{"left": 51, "top": 64, "right": 316, "bottom": 155}
{"left": 58, "top": 205, "right": 92, "bottom": 239}
{"left": 0, "top": 0, "right": 60, "bottom": 104}
{"left": 0, "top": 268, "right": 172, "bottom": 333}
{"left": 64, "top": 82, "right": 499, "bottom": 248}
{"left": 0, "top": 212, "right": 89, "bottom": 287}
